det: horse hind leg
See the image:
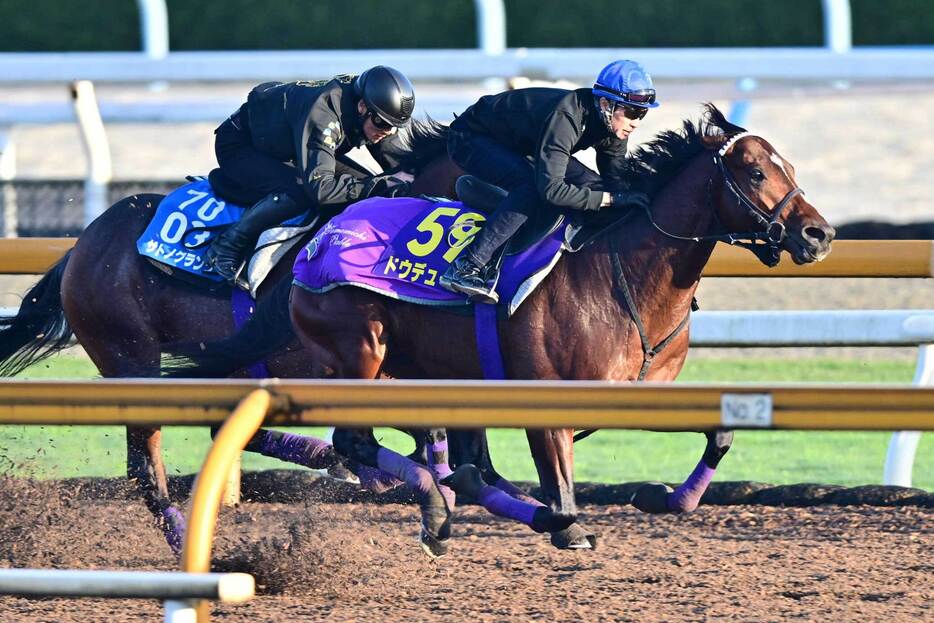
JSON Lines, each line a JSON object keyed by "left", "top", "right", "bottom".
{"left": 67, "top": 300, "right": 184, "bottom": 553}
{"left": 632, "top": 429, "right": 734, "bottom": 514}
{"left": 292, "top": 288, "right": 452, "bottom": 557}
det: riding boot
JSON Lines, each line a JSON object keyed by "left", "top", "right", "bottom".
{"left": 440, "top": 185, "right": 533, "bottom": 304}
{"left": 205, "top": 192, "right": 303, "bottom": 288}
{"left": 439, "top": 255, "right": 499, "bottom": 304}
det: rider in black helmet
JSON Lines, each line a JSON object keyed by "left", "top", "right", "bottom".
{"left": 205, "top": 65, "right": 416, "bottom": 287}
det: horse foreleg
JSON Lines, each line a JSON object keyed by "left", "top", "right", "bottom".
{"left": 126, "top": 426, "right": 185, "bottom": 554}
{"left": 525, "top": 427, "right": 597, "bottom": 549}
{"left": 447, "top": 429, "right": 570, "bottom": 525}
{"left": 632, "top": 429, "right": 734, "bottom": 514}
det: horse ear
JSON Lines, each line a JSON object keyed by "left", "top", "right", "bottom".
{"left": 703, "top": 103, "right": 747, "bottom": 140}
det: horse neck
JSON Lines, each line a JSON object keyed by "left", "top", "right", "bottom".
{"left": 575, "top": 152, "right": 722, "bottom": 342}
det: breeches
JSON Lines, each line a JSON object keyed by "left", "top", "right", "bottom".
{"left": 447, "top": 130, "right": 602, "bottom": 265}
{"left": 210, "top": 115, "right": 370, "bottom": 217}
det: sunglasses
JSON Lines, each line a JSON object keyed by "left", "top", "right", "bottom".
{"left": 618, "top": 104, "right": 648, "bottom": 121}
{"left": 367, "top": 110, "right": 394, "bottom": 130}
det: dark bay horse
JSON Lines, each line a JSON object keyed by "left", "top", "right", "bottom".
{"left": 0, "top": 120, "right": 463, "bottom": 553}
{"left": 160, "top": 104, "right": 835, "bottom": 552}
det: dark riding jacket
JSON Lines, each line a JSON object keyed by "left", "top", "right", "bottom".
{"left": 242, "top": 77, "right": 407, "bottom": 206}
{"left": 450, "top": 87, "right": 627, "bottom": 212}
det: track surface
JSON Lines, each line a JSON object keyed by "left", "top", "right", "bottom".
{"left": 0, "top": 477, "right": 930, "bottom": 622}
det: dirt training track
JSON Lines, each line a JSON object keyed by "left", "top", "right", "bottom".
{"left": 0, "top": 475, "right": 930, "bottom": 622}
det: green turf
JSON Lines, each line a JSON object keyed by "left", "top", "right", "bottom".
{"left": 1, "top": 355, "right": 929, "bottom": 490}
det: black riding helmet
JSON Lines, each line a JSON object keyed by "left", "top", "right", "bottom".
{"left": 353, "top": 66, "right": 415, "bottom": 128}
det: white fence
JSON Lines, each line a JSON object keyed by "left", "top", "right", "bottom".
{"left": 0, "top": 568, "right": 254, "bottom": 622}
{"left": 691, "top": 310, "right": 933, "bottom": 487}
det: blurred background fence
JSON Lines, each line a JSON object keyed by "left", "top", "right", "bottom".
{"left": 1, "top": 0, "right": 934, "bottom": 236}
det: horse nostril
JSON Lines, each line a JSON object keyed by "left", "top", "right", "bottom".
{"left": 804, "top": 225, "right": 833, "bottom": 244}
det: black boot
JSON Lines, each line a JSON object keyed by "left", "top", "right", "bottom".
{"left": 204, "top": 193, "right": 301, "bottom": 288}
{"left": 440, "top": 256, "right": 499, "bottom": 304}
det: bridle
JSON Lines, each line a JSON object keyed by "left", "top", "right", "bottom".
{"left": 642, "top": 132, "right": 805, "bottom": 267}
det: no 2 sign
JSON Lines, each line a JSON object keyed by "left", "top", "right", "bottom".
{"left": 720, "top": 393, "right": 773, "bottom": 427}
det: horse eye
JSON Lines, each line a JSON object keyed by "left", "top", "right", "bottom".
{"left": 749, "top": 168, "right": 765, "bottom": 183}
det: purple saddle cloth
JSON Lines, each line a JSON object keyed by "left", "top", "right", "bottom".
{"left": 292, "top": 197, "right": 566, "bottom": 315}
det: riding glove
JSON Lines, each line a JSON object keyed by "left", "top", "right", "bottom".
{"left": 363, "top": 175, "right": 412, "bottom": 199}
{"left": 610, "top": 191, "right": 650, "bottom": 210}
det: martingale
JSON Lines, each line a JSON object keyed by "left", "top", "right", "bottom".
{"left": 292, "top": 196, "right": 568, "bottom": 313}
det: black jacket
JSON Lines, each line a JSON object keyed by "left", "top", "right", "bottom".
{"left": 451, "top": 87, "right": 627, "bottom": 211}
{"left": 242, "top": 77, "right": 407, "bottom": 205}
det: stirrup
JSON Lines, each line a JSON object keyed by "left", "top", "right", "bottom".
{"left": 440, "top": 261, "right": 499, "bottom": 304}
{"left": 206, "top": 252, "right": 249, "bottom": 290}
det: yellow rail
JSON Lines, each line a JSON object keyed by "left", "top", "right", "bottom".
{"left": 181, "top": 389, "right": 278, "bottom": 623}
{"left": 0, "top": 237, "right": 76, "bottom": 273}
{"left": 0, "top": 239, "right": 931, "bottom": 277}
{"left": 703, "top": 239, "right": 934, "bottom": 277}
{"left": 0, "top": 379, "right": 931, "bottom": 430}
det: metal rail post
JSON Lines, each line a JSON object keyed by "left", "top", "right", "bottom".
{"left": 136, "top": 0, "right": 169, "bottom": 91}
{"left": 883, "top": 343, "right": 930, "bottom": 487}
{"left": 70, "top": 81, "right": 113, "bottom": 228}
{"left": 474, "top": 0, "right": 506, "bottom": 91}
{"left": 180, "top": 389, "right": 280, "bottom": 623}
{"left": 0, "top": 129, "right": 16, "bottom": 237}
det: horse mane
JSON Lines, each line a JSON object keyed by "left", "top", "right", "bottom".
{"left": 395, "top": 116, "right": 450, "bottom": 174}
{"left": 622, "top": 103, "right": 747, "bottom": 198}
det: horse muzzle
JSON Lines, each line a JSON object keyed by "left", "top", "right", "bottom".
{"left": 787, "top": 222, "right": 835, "bottom": 264}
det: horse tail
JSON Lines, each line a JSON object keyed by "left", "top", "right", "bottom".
{"left": 0, "top": 253, "right": 75, "bottom": 377}
{"left": 397, "top": 115, "right": 450, "bottom": 174}
{"left": 161, "top": 277, "right": 295, "bottom": 378}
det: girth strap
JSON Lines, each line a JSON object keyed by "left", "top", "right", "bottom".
{"left": 573, "top": 250, "right": 691, "bottom": 443}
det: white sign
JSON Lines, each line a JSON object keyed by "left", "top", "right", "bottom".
{"left": 720, "top": 393, "right": 773, "bottom": 428}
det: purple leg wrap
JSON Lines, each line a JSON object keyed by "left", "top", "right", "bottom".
{"left": 262, "top": 432, "right": 334, "bottom": 469}
{"left": 478, "top": 485, "right": 538, "bottom": 525}
{"left": 666, "top": 460, "right": 716, "bottom": 513}
{"left": 160, "top": 506, "right": 186, "bottom": 556}
{"left": 428, "top": 440, "right": 453, "bottom": 479}
{"left": 494, "top": 477, "right": 545, "bottom": 507}
{"left": 355, "top": 463, "right": 404, "bottom": 494}
{"left": 377, "top": 448, "right": 436, "bottom": 497}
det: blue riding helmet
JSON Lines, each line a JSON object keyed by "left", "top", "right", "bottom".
{"left": 592, "top": 60, "right": 659, "bottom": 109}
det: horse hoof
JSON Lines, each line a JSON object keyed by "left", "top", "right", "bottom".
{"left": 159, "top": 506, "right": 186, "bottom": 556}
{"left": 325, "top": 462, "right": 360, "bottom": 485}
{"left": 419, "top": 528, "right": 450, "bottom": 559}
{"left": 631, "top": 482, "right": 674, "bottom": 514}
{"left": 439, "top": 463, "right": 484, "bottom": 500}
{"left": 550, "top": 523, "right": 598, "bottom": 551}
{"left": 529, "top": 507, "right": 576, "bottom": 534}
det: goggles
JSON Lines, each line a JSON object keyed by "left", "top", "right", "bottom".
{"left": 367, "top": 110, "right": 395, "bottom": 130}
{"left": 594, "top": 85, "right": 657, "bottom": 107}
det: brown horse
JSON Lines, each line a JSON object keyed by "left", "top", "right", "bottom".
{"left": 0, "top": 120, "right": 463, "bottom": 553}
{"left": 160, "top": 104, "right": 835, "bottom": 552}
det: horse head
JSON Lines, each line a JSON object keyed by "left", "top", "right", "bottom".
{"left": 711, "top": 128, "right": 835, "bottom": 266}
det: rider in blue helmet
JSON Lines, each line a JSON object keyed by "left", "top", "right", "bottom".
{"left": 441, "top": 60, "right": 657, "bottom": 303}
